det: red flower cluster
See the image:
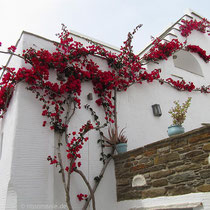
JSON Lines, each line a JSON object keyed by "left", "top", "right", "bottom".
{"left": 143, "top": 39, "right": 183, "bottom": 62}
{"left": 8, "top": 45, "right": 16, "bottom": 52}
{"left": 42, "top": 121, "right": 47, "bottom": 127}
{"left": 0, "top": 67, "right": 16, "bottom": 114}
{"left": 47, "top": 155, "right": 58, "bottom": 165}
{"left": 64, "top": 122, "right": 93, "bottom": 173}
{"left": 180, "top": 18, "right": 210, "bottom": 37}
{"left": 165, "top": 78, "right": 195, "bottom": 92}
{"left": 139, "top": 69, "right": 161, "bottom": 83}
{"left": 77, "top": 193, "right": 87, "bottom": 201}
{"left": 185, "top": 44, "right": 210, "bottom": 62}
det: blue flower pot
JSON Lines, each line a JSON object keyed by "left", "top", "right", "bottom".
{"left": 116, "top": 143, "right": 127, "bottom": 154}
{"left": 168, "top": 125, "right": 185, "bottom": 137}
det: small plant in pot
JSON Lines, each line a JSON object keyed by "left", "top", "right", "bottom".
{"left": 168, "top": 97, "right": 192, "bottom": 137}
{"left": 103, "top": 127, "right": 128, "bottom": 154}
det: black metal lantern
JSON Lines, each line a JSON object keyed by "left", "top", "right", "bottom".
{"left": 152, "top": 104, "right": 162, "bottom": 117}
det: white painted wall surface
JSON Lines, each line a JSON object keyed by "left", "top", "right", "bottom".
{"left": 0, "top": 87, "right": 19, "bottom": 210}
{"left": 0, "top": 18, "right": 210, "bottom": 210}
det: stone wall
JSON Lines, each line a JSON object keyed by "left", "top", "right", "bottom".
{"left": 114, "top": 126, "right": 210, "bottom": 201}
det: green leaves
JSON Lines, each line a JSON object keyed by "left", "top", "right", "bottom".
{"left": 169, "top": 97, "right": 192, "bottom": 126}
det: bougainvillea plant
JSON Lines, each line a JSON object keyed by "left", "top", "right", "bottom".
{"left": 0, "top": 17, "right": 209, "bottom": 209}
{"left": 185, "top": 44, "right": 210, "bottom": 62}
{"left": 180, "top": 18, "right": 209, "bottom": 37}
{"left": 142, "top": 18, "right": 210, "bottom": 63}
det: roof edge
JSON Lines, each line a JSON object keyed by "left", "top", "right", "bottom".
{"left": 137, "top": 10, "right": 209, "bottom": 57}
{"left": 21, "top": 30, "right": 120, "bottom": 52}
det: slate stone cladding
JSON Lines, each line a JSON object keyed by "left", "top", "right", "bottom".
{"left": 114, "top": 126, "right": 210, "bottom": 201}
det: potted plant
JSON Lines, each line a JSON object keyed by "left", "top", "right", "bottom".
{"left": 168, "top": 97, "right": 192, "bottom": 136}
{"left": 103, "top": 127, "right": 128, "bottom": 154}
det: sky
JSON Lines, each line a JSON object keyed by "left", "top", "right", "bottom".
{"left": 0, "top": 0, "right": 210, "bottom": 64}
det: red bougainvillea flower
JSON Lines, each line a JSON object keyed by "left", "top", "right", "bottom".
{"left": 143, "top": 38, "right": 183, "bottom": 62}
{"left": 78, "top": 162, "right": 81, "bottom": 167}
{"left": 77, "top": 193, "right": 87, "bottom": 201}
{"left": 180, "top": 18, "right": 210, "bottom": 37}
{"left": 72, "top": 131, "right": 76, "bottom": 135}
{"left": 8, "top": 45, "right": 16, "bottom": 52}
{"left": 185, "top": 44, "right": 210, "bottom": 63}
{"left": 47, "top": 155, "right": 58, "bottom": 165}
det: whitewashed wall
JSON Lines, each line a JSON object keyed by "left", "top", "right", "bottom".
{"left": 0, "top": 22, "right": 210, "bottom": 210}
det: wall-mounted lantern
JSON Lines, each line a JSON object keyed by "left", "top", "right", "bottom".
{"left": 152, "top": 104, "right": 162, "bottom": 117}
{"left": 87, "top": 93, "right": 93, "bottom": 100}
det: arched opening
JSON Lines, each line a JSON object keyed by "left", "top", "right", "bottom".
{"left": 173, "top": 50, "right": 203, "bottom": 76}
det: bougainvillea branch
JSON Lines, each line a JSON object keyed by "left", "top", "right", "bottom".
{"left": 185, "top": 44, "right": 210, "bottom": 62}
{"left": 142, "top": 38, "right": 183, "bottom": 62}
{"left": 83, "top": 153, "right": 113, "bottom": 209}
{"left": 74, "top": 168, "right": 96, "bottom": 210}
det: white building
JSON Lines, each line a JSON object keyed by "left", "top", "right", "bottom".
{"left": 0, "top": 9, "right": 210, "bottom": 210}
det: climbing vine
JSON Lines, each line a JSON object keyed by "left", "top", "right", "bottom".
{"left": 0, "top": 18, "right": 209, "bottom": 209}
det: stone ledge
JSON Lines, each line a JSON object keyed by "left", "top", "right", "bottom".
{"left": 129, "top": 202, "right": 203, "bottom": 210}
{"left": 113, "top": 126, "right": 210, "bottom": 161}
